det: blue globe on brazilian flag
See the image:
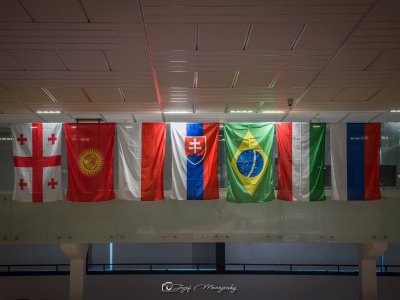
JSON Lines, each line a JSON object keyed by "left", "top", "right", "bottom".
{"left": 224, "top": 123, "right": 275, "bottom": 203}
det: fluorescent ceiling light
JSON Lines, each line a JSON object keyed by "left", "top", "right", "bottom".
{"left": 37, "top": 110, "right": 61, "bottom": 114}
{"left": 41, "top": 88, "right": 58, "bottom": 103}
{"left": 163, "top": 111, "right": 192, "bottom": 114}
{"left": 390, "top": 109, "right": 400, "bottom": 113}
{"left": 230, "top": 110, "right": 254, "bottom": 113}
{"left": 170, "top": 100, "right": 188, "bottom": 103}
{"left": 261, "top": 110, "right": 284, "bottom": 114}
{"left": 170, "top": 97, "right": 188, "bottom": 101}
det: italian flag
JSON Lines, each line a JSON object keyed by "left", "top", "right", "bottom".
{"left": 276, "top": 123, "right": 326, "bottom": 201}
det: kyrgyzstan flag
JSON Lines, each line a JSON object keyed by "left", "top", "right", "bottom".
{"left": 64, "top": 123, "right": 115, "bottom": 202}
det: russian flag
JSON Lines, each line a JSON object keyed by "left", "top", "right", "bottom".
{"left": 171, "top": 123, "right": 219, "bottom": 200}
{"left": 330, "top": 123, "right": 381, "bottom": 201}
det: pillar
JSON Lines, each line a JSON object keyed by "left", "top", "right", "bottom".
{"left": 60, "top": 243, "right": 89, "bottom": 300}
{"left": 357, "top": 242, "right": 388, "bottom": 300}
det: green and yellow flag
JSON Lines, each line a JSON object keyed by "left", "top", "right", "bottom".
{"left": 224, "top": 123, "right": 275, "bottom": 203}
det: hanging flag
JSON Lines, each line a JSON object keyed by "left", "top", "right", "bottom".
{"left": 276, "top": 123, "right": 326, "bottom": 201}
{"left": 224, "top": 123, "right": 274, "bottom": 203}
{"left": 330, "top": 123, "right": 381, "bottom": 201}
{"left": 117, "top": 123, "right": 166, "bottom": 201}
{"left": 64, "top": 123, "right": 115, "bottom": 202}
{"left": 171, "top": 123, "right": 219, "bottom": 200}
{"left": 11, "top": 123, "right": 62, "bottom": 202}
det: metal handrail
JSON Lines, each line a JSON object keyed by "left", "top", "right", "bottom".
{"left": 0, "top": 263, "right": 399, "bottom": 275}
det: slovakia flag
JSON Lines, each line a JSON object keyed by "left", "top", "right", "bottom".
{"left": 171, "top": 123, "right": 219, "bottom": 200}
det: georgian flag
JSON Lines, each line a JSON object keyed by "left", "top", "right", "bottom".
{"left": 11, "top": 123, "right": 62, "bottom": 202}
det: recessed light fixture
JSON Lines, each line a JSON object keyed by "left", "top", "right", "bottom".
{"left": 230, "top": 110, "right": 254, "bottom": 113}
{"left": 170, "top": 97, "right": 188, "bottom": 103}
{"left": 390, "top": 109, "right": 400, "bottom": 113}
{"left": 261, "top": 110, "right": 284, "bottom": 114}
{"left": 37, "top": 110, "right": 61, "bottom": 114}
{"left": 163, "top": 111, "right": 192, "bottom": 114}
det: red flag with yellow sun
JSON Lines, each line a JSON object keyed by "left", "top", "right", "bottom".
{"left": 64, "top": 123, "right": 115, "bottom": 201}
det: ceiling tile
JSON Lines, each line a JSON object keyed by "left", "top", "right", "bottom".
{"left": 315, "top": 112, "right": 349, "bottom": 123}
{"left": 70, "top": 113, "right": 103, "bottom": 120}
{"left": 40, "top": 114, "right": 74, "bottom": 122}
{"left": 57, "top": 50, "right": 109, "bottom": 71}
{"left": 373, "top": 112, "right": 400, "bottom": 122}
{"left": 134, "top": 113, "right": 163, "bottom": 122}
{"left": 165, "top": 113, "right": 227, "bottom": 123}
{"left": 123, "top": 88, "right": 157, "bottom": 102}
{"left": 235, "top": 71, "right": 275, "bottom": 88}
{"left": 0, "top": 0, "right": 32, "bottom": 22}
{"left": 247, "top": 23, "right": 303, "bottom": 50}
{"left": 342, "top": 112, "right": 382, "bottom": 122}
{"left": 84, "top": 88, "right": 123, "bottom": 102}
{"left": 104, "top": 50, "right": 151, "bottom": 71}
{"left": 301, "top": 87, "right": 343, "bottom": 102}
{"left": 334, "top": 87, "right": 381, "bottom": 102}
{"left": 369, "top": 49, "right": 400, "bottom": 70}
{"left": 365, "top": 0, "right": 400, "bottom": 21}
{"left": 8, "top": 50, "right": 66, "bottom": 71}
{"left": 0, "top": 50, "right": 23, "bottom": 70}
{"left": 274, "top": 71, "right": 317, "bottom": 88}
{"left": 0, "top": 88, "right": 14, "bottom": 101}
{"left": 197, "top": 71, "right": 235, "bottom": 88}
{"left": 148, "top": 24, "right": 196, "bottom": 50}
{"left": 369, "top": 87, "right": 400, "bottom": 102}
{"left": 47, "top": 88, "right": 88, "bottom": 102}
{"left": 225, "top": 113, "right": 282, "bottom": 122}
{"left": 163, "top": 101, "right": 193, "bottom": 111}
{"left": 228, "top": 102, "right": 259, "bottom": 111}
{"left": 195, "top": 101, "right": 225, "bottom": 113}
{"left": 327, "top": 49, "right": 381, "bottom": 70}
{"left": 0, "top": 113, "right": 41, "bottom": 124}
{"left": 294, "top": 22, "right": 354, "bottom": 50}
{"left": 20, "top": 0, "right": 88, "bottom": 22}
{"left": 284, "top": 111, "right": 318, "bottom": 122}
{"left": 261, "top": 100, "right": 290, "bottom": 111}
{"left": 7, "top": 87, "right": 50, "bottom": 102}
{"left": 158, "top": 72, "right": 194, "bottom": 88}
{"left": 0, "top": 101, "right": 31, "bottom": 113}
{"left": 80, "top": 0, "right": 141, "bottom": 22}
{"left": 102, "top": 113, "right": 133, "bottom": 122}
{"left": 198, "top": 24, "right": 249, "bottom": 50}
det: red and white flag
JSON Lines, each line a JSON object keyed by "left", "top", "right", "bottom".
{"left": 12, "top": 123, "right": 62, "bottom": 202}
{"left": 117, "top": 123, "right": 166, "bottom": 200}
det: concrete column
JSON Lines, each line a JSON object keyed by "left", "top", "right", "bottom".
{"left": 357, "top": 243, "right": 388, "bottom": 300}
{"left": 60, "top": 243, "right": 89, "bottom": 300}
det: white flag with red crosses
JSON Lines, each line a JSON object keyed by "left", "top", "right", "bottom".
{"left": 11, "top": 123, "right": 62, "bottom": 202}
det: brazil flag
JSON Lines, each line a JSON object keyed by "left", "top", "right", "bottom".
{"left": 224, "top": 123, "right": 275, "bottom": 203}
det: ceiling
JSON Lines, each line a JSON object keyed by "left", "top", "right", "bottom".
{"left": 0, "top": 0, "right": 400, "bottom": 124}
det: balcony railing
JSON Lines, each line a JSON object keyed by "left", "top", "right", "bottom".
{"left": 1, "top": 263, "right": 399, "bottom": 276}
